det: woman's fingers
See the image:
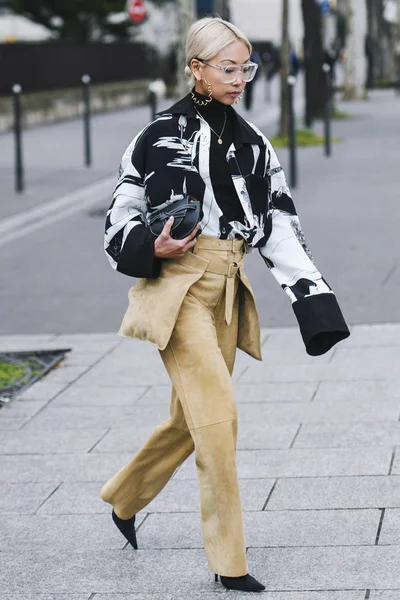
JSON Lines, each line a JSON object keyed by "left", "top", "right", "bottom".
{"left": 182, "top": 223, "right": 201, "bottom": 245}
{"left": 161, "top": 216, "right": 174, "bottom": 238}
{"left": 154, "top": 219, "right": 201, "bottom": 259}
{"left": 185, "top": 238, "right": 198, "bottom": 251}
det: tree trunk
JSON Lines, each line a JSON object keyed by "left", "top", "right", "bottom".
{"left": 365, "top": 0, "right": 376, "bottom": 88}
{"left": 214, "top": 0, "right": 230, "bottom": 20}
{"left": 301, "top": 0, "right": 325, "bottom": 126}
{"left": 279, "top": 0, "right": 290, "bottom": 136}
{"left": 341, "top": 0, "right": 367, "bottom": 99}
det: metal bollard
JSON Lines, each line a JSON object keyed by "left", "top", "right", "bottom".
{"left": 148, "top": 90, "right": 157, "bottom": 121}
{"left": 396, "top": 63, "right": 400, "bottom": 97}
{"left": 81, "top": 74, "right": 92, "bottom": 167}
{"left": 322, "top": 63, "right": 332, "bottom": 157}
{"left": 287, "top": 75, "right": 298, "bottom": 189}
{"left": 12, "top": 84, "right": 24, "bottom": 193}
{"left": 265, "top": 67, "right": 272, "bottom": 102}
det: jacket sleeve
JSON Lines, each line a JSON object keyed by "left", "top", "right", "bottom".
{"left": 104, "top": 125, "right": 161, "bottom": 279}
{"left": 258, "top": 138, "right": 350, "bottom": 356}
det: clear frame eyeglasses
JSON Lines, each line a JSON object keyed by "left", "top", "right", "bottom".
{"left": 196, "top": 58, "right": 259, "bottom": 84}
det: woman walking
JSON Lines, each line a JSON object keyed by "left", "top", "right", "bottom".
{"left": 101, "top": 17, "right": 349, "bottom": 592}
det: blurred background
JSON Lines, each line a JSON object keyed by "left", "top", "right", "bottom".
{"left": 1, "top": 4, "right": 400, "bottom": 592}
{"left": 0, "top": 0, "right": 399, "bottom": 129}
{"left": 0, "top": 0, "right": 399, "bottom": 334}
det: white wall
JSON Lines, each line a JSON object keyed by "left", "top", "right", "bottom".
{"left": 230, "top": 0, "right": 304, "bottom": 50}
{"left": 0, "top": 14, "right": 52, "bottom": 42}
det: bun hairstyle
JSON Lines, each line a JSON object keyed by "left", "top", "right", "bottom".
{"left": 185, "top": 17, "right": 252, "bottom": 87}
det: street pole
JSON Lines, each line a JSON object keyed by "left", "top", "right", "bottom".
{"left": 12, "top": 84, "right": 24, "bottom": 193}
{"left": 279, "top": 0, "right": 290, "bottom": 136}
{"left": 264, "top": 60, "right": 272, "bottom": 102}
{"left": 287, "top": 75, "right": 298, "bottom": 189}
{"left": 396, "top": 0, "right": 400, "bottom": 94}
{"left": 176, "top": 0, "right": 196, "bottom": 98}
{"left": 81, "top": 74, "right": 92, "bottom": 168}
{"left": 323, "top": 62, "right": 332, "bottom": 156}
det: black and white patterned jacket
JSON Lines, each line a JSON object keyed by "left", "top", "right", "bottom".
{"left": 105, "top": 94, "right": 349, "bottom": 355}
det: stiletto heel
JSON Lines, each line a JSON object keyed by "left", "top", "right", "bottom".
{"left": 216, "top": 573, "right": 265, "bottom": 592}
{"left": 112, "top": 509, "right": 138, "bottom": 550}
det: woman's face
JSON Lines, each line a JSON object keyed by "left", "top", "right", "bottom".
{"left": 192, "top": 39, "right": 250, "bottom": 106}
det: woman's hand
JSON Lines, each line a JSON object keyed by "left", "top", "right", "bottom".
{"left": 154, "top": 217, "right": 201, "bottom": 259}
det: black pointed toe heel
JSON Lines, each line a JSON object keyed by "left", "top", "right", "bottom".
{"left": 112, "top": 509, "right": 138, "bottom": 549}
{"left": 215, "top": 573, "right": 265, "bottom": 592}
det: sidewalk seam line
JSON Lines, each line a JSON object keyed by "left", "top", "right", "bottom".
{"left": 262, "top": 479, "right": 278, "bottom": 511}
{"left": 122, "top": 512, "right": 151, "bottom": 550}
{"left": 382, "top": 262, "right": 397, "bottom": 286}
{"left": 289, "top": 424, "right": 302, "bottom": 448}
{"left": 374, "top": 508, "right": 386, "bottom": 545}
{"left": 33, "top": 482, "right": 62, "bottom": 515}
{"left": 88, "top": 428, "right": 111, "bottom": 454}
{"left": 134, "top": 385, "right": 152, "bottom": 405}
{"left": 328, "top": 348, "right": 337, "bottom": 364}
{"left": 389, "top": 448, "right": 396, "bottom": 475}
{"left": 310, "top": 382, "right": 321, "bottom": 402}
{"left": 235, "top": 365, "right": 249, "bottom": 383}
{"left": 24, "top": 507, "right": 400, "bottom": 515}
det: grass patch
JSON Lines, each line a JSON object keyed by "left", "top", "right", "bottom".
{"left": 314, "top": 108, "right": 350, "bottom": 120}
{"left": 270, "top": 128, "right": 341, "bottom": 148}
{"left": 0, "top": 350, "right": 70, "bottom": 400}
{"left": 330, "top": 108, "right": 350, "bottom": 119}
{"left": 0, "top": 361, "right": 27, "bottom": 389}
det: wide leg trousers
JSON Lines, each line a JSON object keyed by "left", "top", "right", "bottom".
{"left": 100, "top": 237, "right": 248, "bottom": 577}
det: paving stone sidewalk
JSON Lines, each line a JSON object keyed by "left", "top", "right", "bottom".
{"left": 1, "top": 323, "right": 400, "bottom": 598}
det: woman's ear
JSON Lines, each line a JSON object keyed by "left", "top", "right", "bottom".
{"left": 190, "top": 59, "right": 202, "bottom": 81}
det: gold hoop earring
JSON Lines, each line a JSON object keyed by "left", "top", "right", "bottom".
{"left": 191, "top": 77, "right": 213, "bottom": 106}
{"left": 204, "top": 78, "right": 213, "bottom": 102}
{"left": 234, "top": 91, "right": 244, "bottom": 105}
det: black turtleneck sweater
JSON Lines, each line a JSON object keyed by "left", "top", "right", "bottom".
{"left": 192, "top": 90, "right": 245, "bottom": 233}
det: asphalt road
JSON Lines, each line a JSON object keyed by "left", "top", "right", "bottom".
{"left": 0, "top": 87, "right": 399, "bottom": 334}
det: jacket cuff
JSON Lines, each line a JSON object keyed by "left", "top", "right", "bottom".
{"left": 117, "top": 224, "right": 161, "bottom": 279}
{"left": 293, "top": 293, "right": 350, "bottom": 356}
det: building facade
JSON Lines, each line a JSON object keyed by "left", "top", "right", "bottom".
{"left": 230, "top": 0, "right": 303, "bottom": 49}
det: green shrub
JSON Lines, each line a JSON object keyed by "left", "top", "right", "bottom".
{"left": 270, "top": 128, "right": 341, "bottom": 148}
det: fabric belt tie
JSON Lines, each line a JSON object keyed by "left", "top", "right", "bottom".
{"left": 191, "top": 235, "right": 245, "bottom": 326}
{"left": 204, "top": 257, "right": 242, "bottom": 326}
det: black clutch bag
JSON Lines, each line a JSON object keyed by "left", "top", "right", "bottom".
{"left": 147, "top": 195, "right": 201, "bottom": 240}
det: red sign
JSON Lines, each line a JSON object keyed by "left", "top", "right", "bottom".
{"left": 127, "top": 0, "right": 147, "bottom": 23}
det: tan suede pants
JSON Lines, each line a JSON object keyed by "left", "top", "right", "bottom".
{"left": 100, "top": 236, "right": 248, "bottom": 577}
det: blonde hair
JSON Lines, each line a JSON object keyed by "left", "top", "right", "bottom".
{"left": 185, "top": 17, "right": 252, "bottom": 87}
